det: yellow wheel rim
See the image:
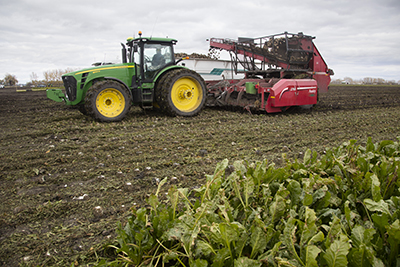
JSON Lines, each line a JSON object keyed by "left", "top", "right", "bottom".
{"left": 171, "top": 77, "right": 203, "bottom": 112}
{"left": 96, "top": 88, "right": 126, "bottom": 118}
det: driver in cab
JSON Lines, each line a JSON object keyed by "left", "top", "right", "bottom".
{"left": 152, "top": 48, "right": 165, "bottom": 67}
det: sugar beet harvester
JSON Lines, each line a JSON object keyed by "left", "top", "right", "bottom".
{"left": 46, "top": 31, "right": 333, "bottom": 121}
{"left": 205, "top": 32, "right": 334, "bottom": 113}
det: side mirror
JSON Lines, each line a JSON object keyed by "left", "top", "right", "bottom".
{"left": 133, "top": 45, "right": 138, "bottom": 53}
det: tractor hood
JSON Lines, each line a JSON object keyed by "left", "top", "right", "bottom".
{"left": 62, "top": 63, "right": 135, "bottom": 78}
{"left": 47, "top": 63, "right": 136, "bottom": 105}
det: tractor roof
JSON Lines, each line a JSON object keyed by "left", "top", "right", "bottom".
{"left": 128, "top": 36, "right": 177, "bottom": 44}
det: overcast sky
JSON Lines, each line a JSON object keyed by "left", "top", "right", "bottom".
{"left": 1, "top": 0, "right": 399, "bottom": 84}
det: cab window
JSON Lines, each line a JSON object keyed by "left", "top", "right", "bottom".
{"left": 143, "top": 43, "right": 173, "bottom": 79}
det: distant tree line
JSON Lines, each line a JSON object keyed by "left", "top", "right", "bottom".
{"left": 1, "top": 69, "right": 76, "bottom": 88}
{"left": 1, "top": 71, "right": 399, "bottom": 88}
{"left": 331, "top": 77, "right": 399, "bottom": 85}
{"left": 28, "top": 69, "right": 76, "bottom": 87}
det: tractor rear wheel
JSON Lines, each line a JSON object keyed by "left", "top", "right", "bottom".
{"left": 85, "top": 80, "right": 131, "bottom": 122}
{"left": 155, "top": 69, "right": 206, "bottom": 116}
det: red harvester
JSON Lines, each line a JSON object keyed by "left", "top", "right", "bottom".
{"left": 205, "top": 32, "right": 334, "bottom": 113}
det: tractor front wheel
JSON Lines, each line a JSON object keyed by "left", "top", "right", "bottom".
{"left": 155, "top": 69, "right": 206, "bottom": 116}
{"left": 85, "top": 80, "right": 131, "bottom": 122}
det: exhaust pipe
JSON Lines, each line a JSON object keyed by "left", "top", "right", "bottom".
{"left": 121, "top": 43, "right": 127, "bottom": 63}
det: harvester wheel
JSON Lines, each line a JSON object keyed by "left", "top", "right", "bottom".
{"left": 155, "top": 69, "right": 206, "bottom": 116}
{"left": 85, "top": 80, "right": 131, "bottom": 122}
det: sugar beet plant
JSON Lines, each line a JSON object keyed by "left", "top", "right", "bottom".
{"left": 97, "top": 138, "right": 400, "bottom": 267}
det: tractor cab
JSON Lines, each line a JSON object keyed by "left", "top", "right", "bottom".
{"left": 124, "top": 33, "right": 177, "bottom": 82}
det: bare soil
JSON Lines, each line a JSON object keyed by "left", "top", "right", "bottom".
{"left": 1, "top": 85, "right": 400, "bottom": 266}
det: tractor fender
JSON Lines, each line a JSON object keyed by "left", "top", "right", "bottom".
{"left": 154, "top": 65, "right": 188, "bottom": 83}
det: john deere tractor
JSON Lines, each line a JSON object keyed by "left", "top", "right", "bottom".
{"left": 47, "top": 32, "right": 207, "bottom": 122}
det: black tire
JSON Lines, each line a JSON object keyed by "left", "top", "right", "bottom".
{"left": 77, "top": 104, "right": 87, "bottom": 115}
{"left": 84, "top": 80, "right": 131, "bottom": 122}
{"left": 155, "top": 69, "right": 206, "bottom": 116}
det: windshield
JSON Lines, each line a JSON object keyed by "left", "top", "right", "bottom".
{"left": 143, "top": 43, "right": 174, "bottom": 79}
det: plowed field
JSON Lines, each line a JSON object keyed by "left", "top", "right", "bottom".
{"left": 1, "top": 85, "right": 399, "bottom": 266}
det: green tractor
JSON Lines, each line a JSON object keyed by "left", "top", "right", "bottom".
{"left": 47, "top": 32, "right": 207, "bottom": 122}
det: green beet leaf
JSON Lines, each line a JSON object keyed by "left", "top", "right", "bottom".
{"left": 250, "top": 225, "right": 267, "bottom": 259}
{"left": 348, "top": 225, "right": 377, "bottom": 267}
{"left": 368, "top": 173, "right": 382, "bottom": 202}
{"left": 323, "top": 234, "right": 351, "bottom": 267}
{"left": 283, "top": 217, "right": 304, "bottom": 266}
{"left": 305, "top": 245, "right": 321, "bottom": 267}
{"left": 194, "top": 239, "right": 216, "bottom": 259}
{"left": 303, "top": 149, "right": 312, "bottom": 165}
{"left": 234, "top": 257, "right": 262, "bottom": 267}
{"left": 287, "top": 179, "right": 302, "bottom": 207}
{"left": 364, "top": 199, "right": 391, "bottom": 216}
{"left": 211, "top": 247, "right": 231, "bottom": 267}
{"left": 387, "top": 219, "right": 400, "bottom": 265}
{"left": 191, "top": 258, "right": 209, "bottom": 267}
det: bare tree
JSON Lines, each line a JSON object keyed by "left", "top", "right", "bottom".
{"left": 376, "top": 78, "right": 385, "bottom": 84}
{"left": 30, "top": 72, "right": 39, "bottom": 86}
{"left": 4, "top": 74, "right": 18, "bottom": 86}
{"left": 363, "top": 77, "right": 373, "bottom": 84}
{"left": 43, "top": 69, "right": 73, "bottom": 87}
